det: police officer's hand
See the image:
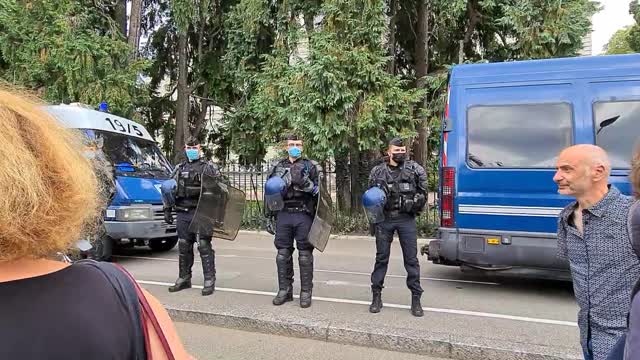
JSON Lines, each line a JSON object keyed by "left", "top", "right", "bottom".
{"left": 265, "top": 217, "right": 276, "bottom": 235}
{"left": 369, "top": 223, "right": 376, "bottom": 237}
{"left": 164, "top": 208, "right": 173, "bottom": 224}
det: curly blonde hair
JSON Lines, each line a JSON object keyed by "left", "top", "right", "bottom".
{"left": 0, "top": 86, "right": 99, "bottom": 261}
{"left": 633, "top": 141, "right": 640, "bottom": 200}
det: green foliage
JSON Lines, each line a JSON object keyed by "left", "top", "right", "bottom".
{"left": 628, "top": 1, "right": 640, "bottom": 52}
{"left": 605, "top": 26, "right": 634, "bottom": 55}
{"left": 492, "top": 0, "right": 600, "bottom": 60}
{"left": 0, "top": 0, "right": 148, "bottom": 117}
{"left": 229, "top": 0, "right": 424, "bottom": 163}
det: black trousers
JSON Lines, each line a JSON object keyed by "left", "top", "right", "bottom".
{"left": 371, "top": 214, "right": 423, "bottom": 295}
{"left": 274, "top": 211, "right": 314, "bottom": 251}
{"left": 175, "top": 209, "right": 215, "bottom": 279}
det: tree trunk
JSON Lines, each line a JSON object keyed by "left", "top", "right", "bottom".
{"left": 386, "top": 0, "right": 398, "bottom": 74}
{"left": 114, "top": 0, "right": 127, "bottom": 38}
{"left": 463, "top": 0, "right": 481, "bottom": 58}
{"left": 174, "top": 32, "right": 190, "bottom": 163}
{"left": 127, "top": 0, "right": 143, "bottom": 60}
{"left": 303, "top": 12, "right": 314, "bottom": 35}
{"left": 349, "top": 141, "right": 361, "bottom": 214}
{"left": 335, "top": 153, "right": 351, "bottom": 213}
{"left": 413, "top": 0, "right": 430, "bottom": 167}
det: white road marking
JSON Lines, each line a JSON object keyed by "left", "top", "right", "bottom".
{"left": 115, "top": 255, "right": 500, "bottom": 286}
{"left": 137, "top": 280, "right": 577, "bottom": 328}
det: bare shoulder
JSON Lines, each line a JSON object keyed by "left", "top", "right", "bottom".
{"left": 141, "top": 288, "right": 193, "bottom": 360}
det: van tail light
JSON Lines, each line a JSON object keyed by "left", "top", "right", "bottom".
{"left": 441, "top": 167, "right": 455, "bottom": 228}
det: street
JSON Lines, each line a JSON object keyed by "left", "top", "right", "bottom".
{"left": 114, "top": 231, "right": 582, "bottom": 359}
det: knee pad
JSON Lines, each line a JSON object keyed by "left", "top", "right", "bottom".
{"left": 276, "top": 248, "right": 293, "bottom": 262}
{"left": 197, "top": 238, "right": 213, "bottom": 252}
{"left": 178, "top": 238, "right": 192, "bottom": 250}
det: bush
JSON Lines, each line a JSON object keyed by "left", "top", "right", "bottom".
{"left": 239, "top": 200, "right": 439, "bottom": 237}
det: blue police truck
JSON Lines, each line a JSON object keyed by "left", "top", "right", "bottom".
{"left": 45, "top": 104, "right": 177, "bottom": 261}
{"left": 423, "top": 53, "right": 640, "bottom": 272}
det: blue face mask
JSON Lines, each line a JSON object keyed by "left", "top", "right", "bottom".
{"left": 186, "top": 149, "right": 200, "bottom": 161}
{"left": 288, "top": 146, "right": 302, "bottom": 158}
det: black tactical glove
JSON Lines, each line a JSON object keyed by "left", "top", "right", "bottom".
{"left": 369, "top": 223, "right": 377, "bottom": 237}
{"left": 163, "top": 208, "right": 173, "bottom": 224}
{"left": 265, "top": 217, "right": 276, "bottom": 235}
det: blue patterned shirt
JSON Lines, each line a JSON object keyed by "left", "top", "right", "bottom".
{"left": 557, "top": 185, "right": 640, "bottom": 360}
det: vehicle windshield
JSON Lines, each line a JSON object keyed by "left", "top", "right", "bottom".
{"left": 83, "top": 129, "right": 172, "bottom": 179}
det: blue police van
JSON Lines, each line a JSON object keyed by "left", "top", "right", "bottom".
{"left": 423, "top": 53, "right": 640, "bottom": 272}
{"left": 45, "top": 104, "right": 177, "bottom": 260}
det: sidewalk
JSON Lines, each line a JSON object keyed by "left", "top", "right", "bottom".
{"left": 141, "top": 281, "right": 582, "bottom": 360}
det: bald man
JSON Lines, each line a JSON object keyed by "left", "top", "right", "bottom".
{"left": 554, "top": 144, "right": 640, "bottom": 360}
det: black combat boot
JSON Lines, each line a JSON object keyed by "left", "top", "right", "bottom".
{"left": 273, "top": 249, "right": 294, "bottom": 305}
{"left": 198, "top": 238, "right": 216, "bottom": 296}
{"left": 298, "top": 250, "right": 314, "bottom": 308}
{"left": 411, "top": 294, "right": 424, "bottom": 317}
{"left": 169, "top": 239, "right": 193, "bottom": 293}
{"left": 369, "top": 288, "right": 383, "bottom": 313}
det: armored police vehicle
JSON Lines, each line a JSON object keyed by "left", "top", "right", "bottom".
{"left": 423, "top": 53, "right": 639, "bottom": 273}
{"left": 45, "top": 103, "right": 177, "bottom": 261}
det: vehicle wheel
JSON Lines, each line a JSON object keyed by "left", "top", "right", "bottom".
{"left": 93, "top": 235, "right": 114, "bottom": 262}
{"left": 148, "top": 237, "right": 178, "bottom": 252}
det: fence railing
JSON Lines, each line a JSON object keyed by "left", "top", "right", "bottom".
{"left": 220, "top": 161, "right": 440, "bottom": 236}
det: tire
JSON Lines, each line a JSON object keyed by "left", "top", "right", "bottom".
{"left": 93, "top": 235, "right": 114, "bottom": 262}
{"left": 148, "top": 237, "right": 178, "bottom": 252}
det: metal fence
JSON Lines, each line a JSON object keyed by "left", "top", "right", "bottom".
{"left": 220, "top": 161, "right": 440, "bottom": 236}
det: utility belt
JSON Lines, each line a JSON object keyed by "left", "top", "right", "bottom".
{"left": 384, "top": 209, "right": 415, "bottom": 219}
{"left": 282, "top": 199, "right": 312, "bottom": 214}
{"left": 386, "top": 192, "right": 426, "bottom": 216}
{"left": 175, "top": 197, "right": 198, "bottom": 212}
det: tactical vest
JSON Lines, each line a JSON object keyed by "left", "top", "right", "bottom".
{"left": 274, "top": 159, "right": 314, "bottom": 212}
{"left": 175, "top": 160, "right": 207, "bottom": 209}
{"left": 381, "top": 164, "right": 418, "bottom": 214}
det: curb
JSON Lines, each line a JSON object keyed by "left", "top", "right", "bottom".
{"left": 167, "top": 306, "right": 581, "bottom": 360}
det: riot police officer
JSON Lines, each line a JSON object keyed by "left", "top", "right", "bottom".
{"left": 163, "top": 138, "right": 222, "bottom": 296}
{"left": 364, "top": 137, "right": 427, "bottom": 317}
{"left": 264, "top": 134, "right": 322, "bottom": 308}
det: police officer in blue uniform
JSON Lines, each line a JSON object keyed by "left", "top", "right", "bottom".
{"left": 364, "top": 137, "right": 428, "bottom": 317}
{"left": 163, "top": 138, "right": 222, "bottom": 296}
{"left": 264, "top": 134, "right": 322, "bottom": 308}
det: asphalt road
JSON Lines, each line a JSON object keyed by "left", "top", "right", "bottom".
{"left": 114, "top": 231, "right": 582, "bottom": 356}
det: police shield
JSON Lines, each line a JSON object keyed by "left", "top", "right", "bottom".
{"left": 308, "top": 183, "right": 334, "bottom": 252}
{"left": 188, "top": 174, "right": 246, "bottom": 241}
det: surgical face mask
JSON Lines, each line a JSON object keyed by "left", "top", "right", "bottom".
{"left": 288, "top": 146, "right": 302, "bottom": 159}
{"left": 186, "top": 149, "right": 200, "bottom": 161}
{"left": 391, "top": 153, "right": 406, "bottom": 164}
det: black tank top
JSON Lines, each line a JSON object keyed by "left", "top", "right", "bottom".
{"left": 0, "top": 263, "right": 138, "bottom": 359}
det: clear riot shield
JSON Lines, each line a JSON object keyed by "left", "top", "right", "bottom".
{"left": 188, "top": 174, "right": 246, "bottom": 241}
{"left": 308, "top": 183, "right": 334, "bottom": 252}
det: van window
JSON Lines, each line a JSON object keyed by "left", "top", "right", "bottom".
{"left": 594, "top": 101, "right": 640, "bottom": 169}
{"left": 84, "top": 130, "right": 172, "bottom": 178}
{"left": 467, "top": 103, "right": 573, "bottom": 168}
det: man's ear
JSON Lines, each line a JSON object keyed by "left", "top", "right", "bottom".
{"left": 592, "top": 164, "right": 607, "bottom": 182}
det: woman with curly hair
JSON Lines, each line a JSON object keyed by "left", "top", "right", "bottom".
{"left": 0, "top": 86, "right": 192, "bottom": 360}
